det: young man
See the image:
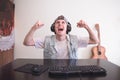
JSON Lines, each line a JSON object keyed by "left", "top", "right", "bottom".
{"left": 23, "top": 15, "right": 98, "bottom": 59}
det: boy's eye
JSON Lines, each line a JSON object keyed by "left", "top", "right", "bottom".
{"left": 55, "top": 21, "right": 60, "bottom": 24}
{"left": 62, "top": 22, "right": 65, "bottom": 24}
{"left": 55, "top": 20, "right": 66, "bottom": 24}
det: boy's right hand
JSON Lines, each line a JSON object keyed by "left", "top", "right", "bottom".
{"left": 32, "top": 21, "right": 44, "bottom": 30}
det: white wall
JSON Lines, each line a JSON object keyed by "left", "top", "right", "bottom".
{"left": 14, "top": 0, "right": 120, "bottom": 66}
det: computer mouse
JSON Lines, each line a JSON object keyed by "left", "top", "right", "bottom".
{"left": 31, "top": 65, "right": 41, "bottom": 73}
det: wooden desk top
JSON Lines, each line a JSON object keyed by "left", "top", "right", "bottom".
{"left": 0, "top": 59, "right": 120, "bottom": 80}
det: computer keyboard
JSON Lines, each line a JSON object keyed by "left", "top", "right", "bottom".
{"left": 48, "top": 65, "right": 106, "bottom": 78}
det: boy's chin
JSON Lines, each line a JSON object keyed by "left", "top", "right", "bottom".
{"left": 56, "top": 33, "right": 66, "bottom": 36}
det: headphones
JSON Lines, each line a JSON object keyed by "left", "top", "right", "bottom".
{"left": 50, "top": 22, "right": 71, "bottom": 34}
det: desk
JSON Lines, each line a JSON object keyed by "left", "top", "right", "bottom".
{"left": 0, "top": 59, "right": 120, "bottom": 80}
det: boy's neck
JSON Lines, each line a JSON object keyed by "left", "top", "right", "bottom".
{"left": 56, "top": 35, "right": 67, "bottom": 41}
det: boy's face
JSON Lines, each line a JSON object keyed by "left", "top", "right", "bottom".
{"left": 54, "top": 20, "right": 67, "bottom": 36}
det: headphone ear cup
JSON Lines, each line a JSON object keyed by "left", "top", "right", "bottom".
{"left": 67, "top": 22, "right": 71, "bottom": 33}
{"left": 51, "top": 23, "right": 55, "bottom": 32}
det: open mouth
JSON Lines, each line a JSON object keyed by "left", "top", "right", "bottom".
{"left": 58, "top": 28, "right": 64, "bottom": 31}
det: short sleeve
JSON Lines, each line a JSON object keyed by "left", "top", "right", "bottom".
{"left": 34, "top": 38, "right": 44, "bottom": 48}
{"left": 78, "top": 37, "right": 89, "bottom": 47}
